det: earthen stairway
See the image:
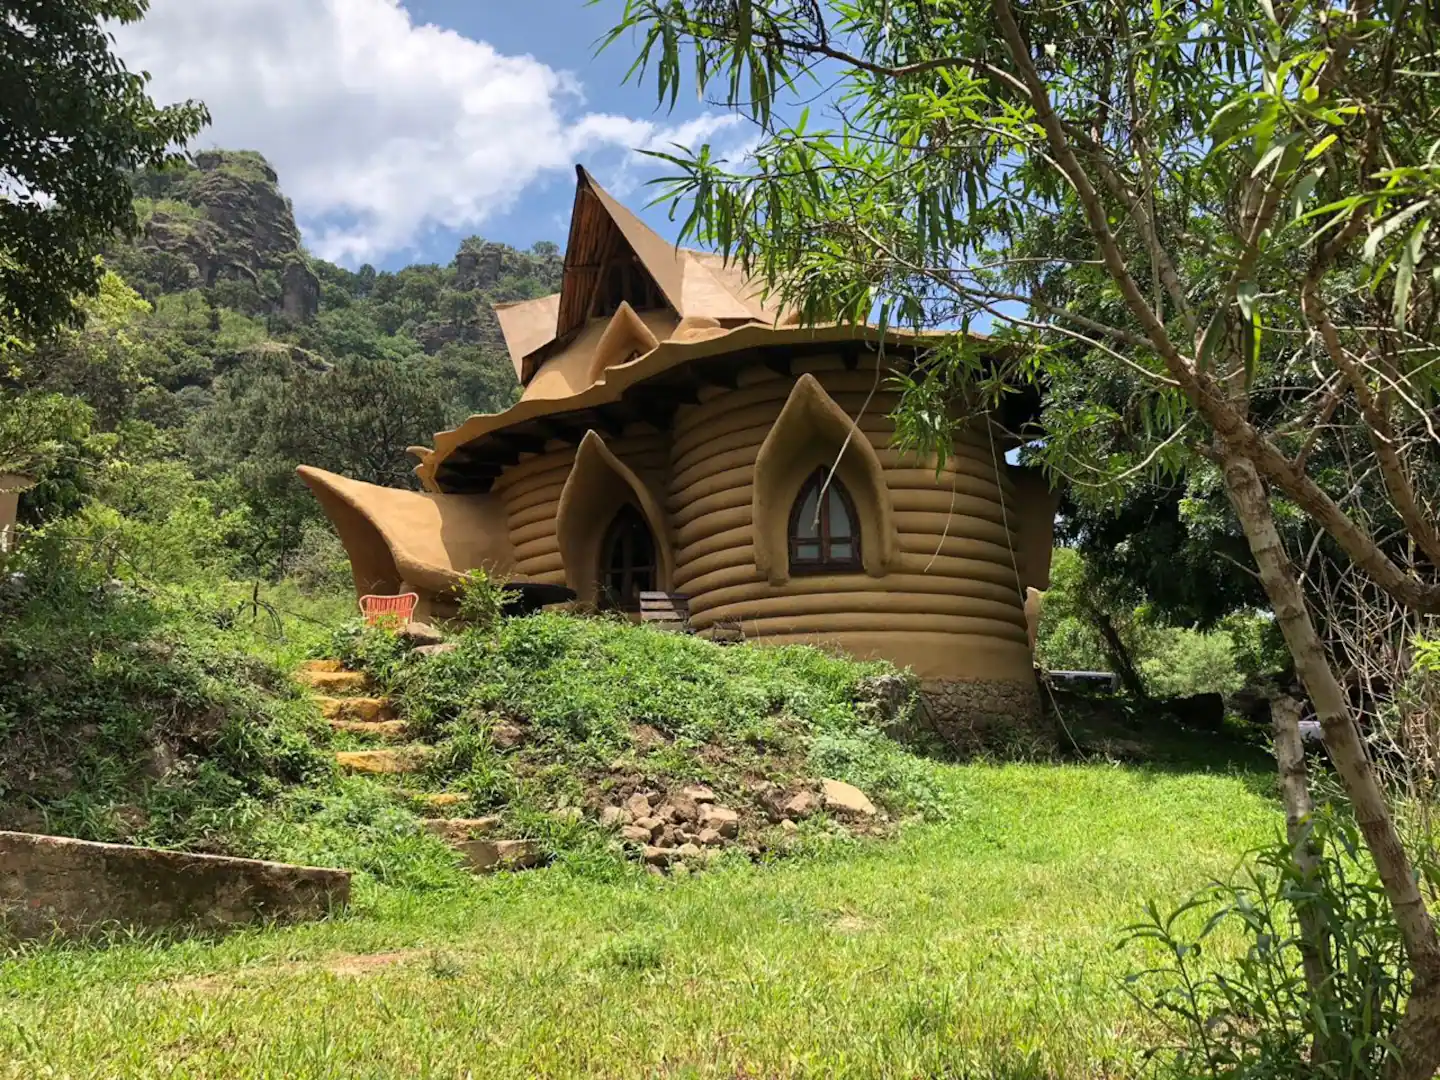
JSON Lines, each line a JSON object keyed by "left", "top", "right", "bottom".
{"left": 299, "top": 660, "right": 410, "bottom": 749}
{"left": 292, "top": 659, "right": 542, "bottom": 873}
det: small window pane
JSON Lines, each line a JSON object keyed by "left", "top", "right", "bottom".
{"left": 830, "top": 541, "right": 853, "bottom": 560}
{"left": 795, "top": 542, "right": 821, "bottom": 560}
{"left": 795, "top": 485, "right": 820, "bottom": 537}
{"left": 828, "top": 486, "right": 853, "bottom": 536}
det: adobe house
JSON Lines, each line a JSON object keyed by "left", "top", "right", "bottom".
{"left": 300, "top": 167, "right": 1059, "bottom": 723}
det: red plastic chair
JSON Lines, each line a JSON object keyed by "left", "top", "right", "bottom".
{"left": 360, "top": 592, "right": 418, "bottom": 629}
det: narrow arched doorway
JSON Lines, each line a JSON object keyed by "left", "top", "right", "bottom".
{"left": 599, "top": 503, "right": 657, "bottom": 611}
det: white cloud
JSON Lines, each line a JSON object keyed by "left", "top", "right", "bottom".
{"left": 112, "top": 0, "right": 750, "bottom": 264}
{"left": 588, "top": 112, "right": 750, "bottom": 199}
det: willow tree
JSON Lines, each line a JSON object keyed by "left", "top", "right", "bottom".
{"left": 606, "top": 0, "right": 1440, "bottom": 1072}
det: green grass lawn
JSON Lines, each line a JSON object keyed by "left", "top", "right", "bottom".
{"left": 0, "top": 758, "right": 1279, "bottom": 1079}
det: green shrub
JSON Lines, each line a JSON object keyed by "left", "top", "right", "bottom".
{"left": 1124, "top": 813, "right": 1415, "bottom": 1078}
{"left": 1138, "top": 627, "right": 1246, "bottom": 699}
{"left": 1038, "top": 547, "right": 1258, "bottom": 699}
{"left": 457, "top": 566, "right": 515, "bottom": 629}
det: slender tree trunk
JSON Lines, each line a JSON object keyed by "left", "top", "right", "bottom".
{"left": 1220, "top": 447, "right": 1440, "bottom": 1080}
{"left": 1272, "top": 693, "right": 1340, "bottom": 1064}
{"left": 1081, "top": 603, "right": 1149, "bottom": 700}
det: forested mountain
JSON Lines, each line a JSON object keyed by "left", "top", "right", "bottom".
{"left": 5, "top": 150, "right": 561, "bottom": 579}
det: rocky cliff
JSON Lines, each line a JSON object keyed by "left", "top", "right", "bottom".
{"left": 114, "top": 150, "right": 318, "bottom": 320}
{"left": 100, "top": 149, "right": 562, "bottom": 419}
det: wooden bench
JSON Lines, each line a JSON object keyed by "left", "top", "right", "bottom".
{"left": 639, "top": 592, "right": 692, "bottom": 632}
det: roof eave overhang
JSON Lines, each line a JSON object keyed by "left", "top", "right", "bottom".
{"left": 418, "top": 323, "right": 960, "bottom": 492}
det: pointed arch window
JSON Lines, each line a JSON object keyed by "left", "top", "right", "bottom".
{"left": 599, "top": 503, "right": 657, "bottom": 610}
{"left": 788, "top": 468, "right": 862, "bottom": 573}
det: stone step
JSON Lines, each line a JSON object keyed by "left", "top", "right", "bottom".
{"left": 451, "top": 838, "right": 544, "bottom": 874}
{"left": 422, "top": 817, "right": 500, "bottom": 842}
{"left": 296, "top": 670, "right": 370, "bottom": 694}
{"left": 298, "top": 659, "right": 347, "bottom": 674}
{"left": 327, "top": 718, "right": 409, "bottom": 741}
{"left": 408, "top": 791, "right": 467, "bottom": 811}
{"left": 335, "top": 748, "right": 432, "bottom": 775}
{"left": 316, "top": 696, "right": 393, "bottom": 723}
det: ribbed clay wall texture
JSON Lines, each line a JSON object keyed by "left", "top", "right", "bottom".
{"left": 491, "top": 355, "right": 1032, "bottom": 680}
{"left": 494, "top": 430, "right": 669, "bottom": 586}
{"left": 666, "top": 356, "right": 1032, "bottom": 680}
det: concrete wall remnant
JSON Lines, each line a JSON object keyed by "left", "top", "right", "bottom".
{"left": 0, "top": 831, "right": 350, "bottom": 940}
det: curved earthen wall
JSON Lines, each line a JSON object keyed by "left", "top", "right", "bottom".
{"left": 493, "top": 429, "right": 670, "bottom": 588}
{"left": 666, "top": 355, "right": 1033, "bottom": 681}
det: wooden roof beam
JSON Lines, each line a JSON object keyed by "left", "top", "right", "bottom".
{"left": 764, "top": 353, "right": 792, "bottom": 378}
{"left": 585, "top": 406, "right": 628, "bottom": 438}
{"left": 694, "top": 362, "right": 739, "bottom": 390}
{"left": 624, "top": 388, "right": 681, "bottom": 431}
{"left": 530, "top": 418, "right": 586, "bottom": 445}
{"left": 489, "top": 431, "right": 549, "bottom": 456}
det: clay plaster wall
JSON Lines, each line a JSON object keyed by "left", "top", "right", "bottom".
{"left": 1007, "top": 464, "right": 1062, "bottom": 594}
{"left": 0, "top": 473, "right": 32, "bottom": 553}
{"left": 492, "top": 430, "right": 669, "bottom": 586}
{"left": 663, "top": 355, "right": 1033, "bottom": 681}
{"left": 0, "top": 490, "right": 20, "bottom": 554}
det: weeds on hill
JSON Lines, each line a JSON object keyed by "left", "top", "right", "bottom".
{"left": 329, "top": 611, "right": 941, "bottom": 824}
{"left": 0, "top": 536, "right": 330, "bottom": 851}
{"left": 0, "top": 536, "right": 471, "bottom": 899}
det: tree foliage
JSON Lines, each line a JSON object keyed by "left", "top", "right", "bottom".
{"left": 3, "top": 150, "right": 562, "bottom": 579}
{"left": 605, "top": 0, "right": 1440, "bottom": 1070}
{"left": 0, "top": 0, "right": 209, "bottom": 335}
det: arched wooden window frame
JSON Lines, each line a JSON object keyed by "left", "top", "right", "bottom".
{"left": 787, "top": 468, "right": 863, "bottom": 574}
{"left": 751, "top": 374, "right": 899, "bottom": 586}
{"left": 598, "top": 502, "right": 658, "bottom": 610}
{"left": 555, "top": 430, "right": 674, "bottom": 606}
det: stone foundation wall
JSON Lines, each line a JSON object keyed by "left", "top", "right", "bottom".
{"left": 0, "top": 831, "right": 350, "bottom": 941}
{"left": 917, "top": 676, "right": 1054, "bottom": 753}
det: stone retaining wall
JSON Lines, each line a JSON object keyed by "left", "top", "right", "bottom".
{"left": 0, "top": 831, "right": 350, "bottom": 940}
{"left": 917, "top": 676, "right": 1054, "bottom": 753}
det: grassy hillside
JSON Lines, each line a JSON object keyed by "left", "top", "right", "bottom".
{"left": 0, "top": 759, "right": 1278, "bottom": 1077}
{"left": 0, "top": 541, "right": 944, "bottom": 895}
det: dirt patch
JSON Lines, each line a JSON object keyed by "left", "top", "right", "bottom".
{"left": 830, "top": 914, "right": 876, "bottom": 934}
{"left": 162, "top": 950, "right": 421, "bottom": 994}
{"left": 630, "top": 724, "right": 672, "bottom": 750}
{"left": 319, "top": 951, "right": 417, "bottom": 977}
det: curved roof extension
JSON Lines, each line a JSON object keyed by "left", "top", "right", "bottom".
{"left": 413, "top": 321, "right": 943, "bottom": 493}
{"left": 297, "top": 466, "right": 514, "bottom": 594}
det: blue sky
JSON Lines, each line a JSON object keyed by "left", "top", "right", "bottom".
{"left": 114, "top": 1, "right": 758, "bottom": 270}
